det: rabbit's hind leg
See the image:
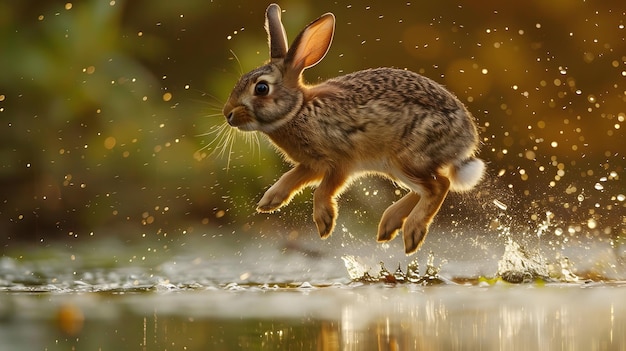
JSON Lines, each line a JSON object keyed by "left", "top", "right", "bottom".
{"left": 377, "top": 192, "right": 420, "bottom": 243}
{"left": 257, "top": 164, "right": 323, "bottom": 213}
{"left": 401, "top": 175, "right": 450, "bottom": 255}
{"left": 313, "top": 170, "right": 349, "bottom": 239}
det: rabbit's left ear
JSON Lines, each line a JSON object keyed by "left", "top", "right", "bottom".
{"left": 285, "top": 12, "right": 335, "bottom": 72}
{"left": 265, "top": 4, "right": 288, "bottom": 60}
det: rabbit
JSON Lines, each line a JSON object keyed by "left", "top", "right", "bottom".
{"left": 222, "top": 3, "right": 485, "bottom": 254}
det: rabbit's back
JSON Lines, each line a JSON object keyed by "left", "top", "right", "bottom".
{"left": 269, "top": 67, "right": 480, "bottom": 173}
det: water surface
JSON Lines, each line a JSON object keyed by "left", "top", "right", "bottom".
{"left": 1, "top": 233, "right": 624, "bottom": 350}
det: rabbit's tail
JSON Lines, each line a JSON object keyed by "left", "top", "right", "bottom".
{"left": 447, "top": 157, "right": 485, "bottom": 192}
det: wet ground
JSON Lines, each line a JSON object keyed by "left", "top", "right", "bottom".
{"left": 1, "top": 231, "right": 624, "bottom": 350}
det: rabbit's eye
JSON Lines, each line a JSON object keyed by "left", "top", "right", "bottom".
{"left": 254, "top": 81, "right": 270, "bottom": 96}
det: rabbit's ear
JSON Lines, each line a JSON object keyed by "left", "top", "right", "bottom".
{"left": 265, "top": 4, "right": 288, "bottom": 60}
{"left": 285, "top": 13, "right": 335, "bottom": 72}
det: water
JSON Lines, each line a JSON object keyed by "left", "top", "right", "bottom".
{"left": 1, "top": 232, "right": 624, "bottom": 350}
{"left": 2, "top": 281, "right": 624, "bottom": 350}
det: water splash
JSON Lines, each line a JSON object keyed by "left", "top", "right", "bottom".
{"left": 495, "top": 238, "right": 581, "bottom": 283}
{"left": 494, "top": 209, "right": 580, "bottom": 283}
{"left": 341, "top": 255, "right": 371, "bottom": 281}
{"left": 342, "top": 252, "right": 445, "bottom": 285}
{"left": 548, "top": 255, "right": 579, "bottom": 283}
{"left": 496, "top": 238, "right": 550, "bottom": 283}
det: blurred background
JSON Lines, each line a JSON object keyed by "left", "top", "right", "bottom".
{"left": 0, "top": 0, "right": 624, "bottom": 251}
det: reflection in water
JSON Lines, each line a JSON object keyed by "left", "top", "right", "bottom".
{"left": 342, "top": 305, "right": 357, "bottom": 349}
{"left": 330, "top": 285, "right": 623, "bottom": 350}
{"left": 0, "top": 282, "right": 624, "bottom": 350}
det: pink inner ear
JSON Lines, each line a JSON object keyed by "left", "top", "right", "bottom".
{"left": 291, "top": 14, "right": 335, "bottom": 71}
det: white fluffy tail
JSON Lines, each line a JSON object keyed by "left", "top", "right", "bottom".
{"left": 448, "top": 157, "right": 485, "bottom": 192}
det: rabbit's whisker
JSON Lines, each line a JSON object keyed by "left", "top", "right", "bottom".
{"left": 229, "top": 49, "right": 244, "bottom": 76}
{"left": 203, "top": 112, "right": 224, "bottom": 118}
{"left": 197, "top": 122, "right": 261, "bottom": 169}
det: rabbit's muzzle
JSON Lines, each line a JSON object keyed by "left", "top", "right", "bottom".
{"left": 223, "top": 103, "right": 256, "bottom": 131}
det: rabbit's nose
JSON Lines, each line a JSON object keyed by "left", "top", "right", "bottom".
{"left": 223, "top": 102, "right": 235, "bottom": 124}
{"left": 226, "top": 111, "right": 235, "bottom": 125}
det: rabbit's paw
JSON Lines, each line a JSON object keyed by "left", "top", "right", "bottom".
{"left": 377, "top": 210, "right": 404, "bottom": 242}
{"left": 314, "top": 204, "right": 337, "bottom": 239}
{"left": 256, "top": 189, "right": 290, "bottom": 213}
{"left": 377, "top": 192, "right": 421, "bottom": 242}
{"left": 377, "top": 224, "right": 401, "bottom": 243}
{"left": 402, "top": 222, "right": 429, "bottom": 255}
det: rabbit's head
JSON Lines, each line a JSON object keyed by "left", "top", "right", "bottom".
{"left": 222, "top": 4, "right": 335, "bottom": 133}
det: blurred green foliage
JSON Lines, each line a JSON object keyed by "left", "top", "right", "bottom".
{"left": 0, "top": 0, "right": 624, "bottom": 245}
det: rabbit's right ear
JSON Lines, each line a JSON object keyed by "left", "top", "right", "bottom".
{"left": 265, "top": 4, "right": 288, "bottom": 60}
{"left": 285, "top": 12, "right": 335, "bottom": 73}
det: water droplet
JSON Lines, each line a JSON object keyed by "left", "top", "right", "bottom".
{"left": 587, "top": 218, "right": 597, "bottom": 229}
{"left": 298, "top": 282, "right": 314, "bottom": 289}
{"left": 493, "top": 199, "right": 508, "bottom": 211}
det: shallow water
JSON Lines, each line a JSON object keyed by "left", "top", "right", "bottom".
{"left": 2, "top": 281, "right": 625, "bottom": 350}
{"left": 1, "top": 232, "right": 624, "bottom": 350}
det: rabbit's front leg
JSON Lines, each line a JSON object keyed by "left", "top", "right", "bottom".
{"left": 313, "top": 171, "right": 348, "bottom": 238}
{"left": 377, "top": 192, "right": 421, "bottom": 242}
{"left": 402, "top": 176, "right": 450, "bottom": 254}
{"left": 257, "top": 164, "right": 323, "bottom": 213}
